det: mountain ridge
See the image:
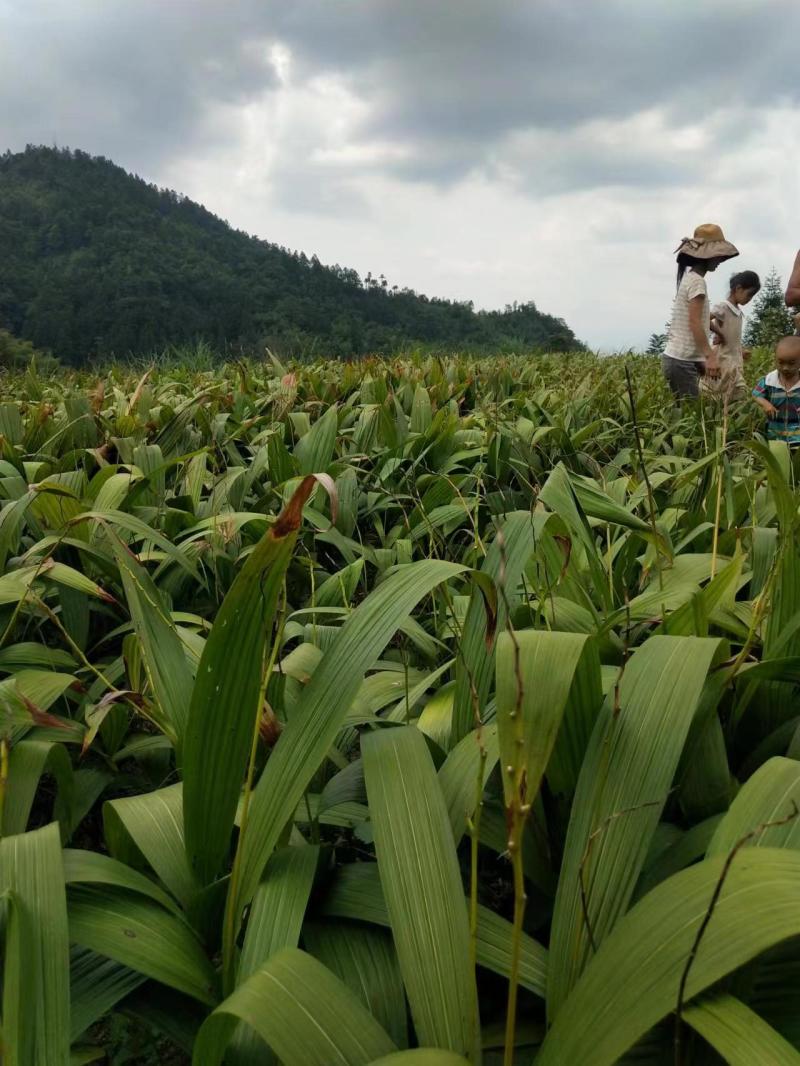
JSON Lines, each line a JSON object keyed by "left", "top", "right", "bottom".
{"left": 0, "top": 145, "right": 580, "bottom": 362}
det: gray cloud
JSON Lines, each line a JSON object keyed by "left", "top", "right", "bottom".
{"left": 4, "top": 0, "right": 798, "bottom": 194}
{"left": 3, "top": 0, "right": 799, "bottom": 348}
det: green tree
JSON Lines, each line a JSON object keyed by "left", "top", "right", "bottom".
{"left": 744, "top": 268, "right": 795, "bottom": 347}
{"left": 646, "top": 324, "right": 669, "bottom": 355}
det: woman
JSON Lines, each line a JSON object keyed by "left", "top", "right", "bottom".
{"left": 662, "top": 223, "right": 739, "bottom": 398}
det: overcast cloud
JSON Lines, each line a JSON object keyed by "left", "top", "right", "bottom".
{"left": 3, "top": 0, "right": 799, "bottom": 349}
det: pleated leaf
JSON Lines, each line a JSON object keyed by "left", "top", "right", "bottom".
{"left": 0, "top": 822, "right": 70, "bottom": 1066}
{"left": 362, "top": 726, "right": 477, "bottom": 1058}
{"left": 231, "top": 559, "right": 467, "bottom": 932}
{"left": 193, "top": 947, "right": 396, "bottom": 1066}
{"left": 707, "top": 756, "right": 800, "bottom": 857}
{"left": 451, "top": 511, "right": 554, "bottom": 745}
{"left": 683, "top": 994, "right": 800, "bottom": 1065}
{"left": 304, "top": 920, "right": 407, "bottom": 1048}
{"left": 438, "top": 723, "right": 499, "bottom": 843}
{"left": 113, "top": 541, "right": 194, "bottom": 749}
{"left": 320, "top": 861, "right": 547, "bottom": 998}
{"left": 537, "top": 849, "right": 800, "bottom": 1065}
{"left": 547, "top": 634, "right": 724, "bottom": 1018}
{"left": 182, "top": 479, "right": 320, "bottom": 884}
{"left": 229, "top": 845, "right": 320, "bottom": 1065}
{"left": 104, "top": 783, "right": 199, "bottom": 908}
{"left": 69, "top": 946, "right": 145, "bottom": 1042}
{"left": 3, "top": 739, "right": 73, "bottom": 837}
{"left": 496, "top": 629, "right": 600, "bottom": 809}
{"left": 68, "top": 884, "right": 217, "bottom": 1004}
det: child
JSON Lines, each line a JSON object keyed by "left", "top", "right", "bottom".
{"left": 752, "top": 336, "right": 800, "bottom": 444}
{"left": 662, "top": 223, "right": 739, "bottom": 398}
{"left": 701, "top": 270, "right": 761, "bottom": 402}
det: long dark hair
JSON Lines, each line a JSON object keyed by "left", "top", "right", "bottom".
{"left": 676, "top": 253, "right": 706, "bottom": 289}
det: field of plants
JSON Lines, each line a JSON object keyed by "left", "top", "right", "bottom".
{"left": 2, "top": 349, "right": 800, "bottom": 1065}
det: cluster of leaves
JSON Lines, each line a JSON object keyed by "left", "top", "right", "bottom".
{"left": 0, "top": 349, "right": 799, "bottom": 1065}
{"left": 0, "top": 146, "right": 580, "bottom": 364}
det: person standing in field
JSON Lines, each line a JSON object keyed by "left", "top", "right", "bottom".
{"left": 700, "top": 270, "right": 761, "bottom": 403}
{"left": 662, "top": 224, "right": 739, "bottom": 398}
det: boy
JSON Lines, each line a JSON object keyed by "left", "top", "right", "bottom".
{"left": 752, "top": 336, "right": 800, "bottom": 444}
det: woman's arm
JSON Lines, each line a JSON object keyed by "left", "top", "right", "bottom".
{"left": 688, "top": 295, "right": 718, "bottom": 373}
{"left": 786, "top": 251, "right": 800, "bottom": 307}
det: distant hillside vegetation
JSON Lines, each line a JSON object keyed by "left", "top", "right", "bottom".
{"left": 0, "top": 146, "right": 581, "bottom": 363}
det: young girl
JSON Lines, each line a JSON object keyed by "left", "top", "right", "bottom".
{"left": 662, "top": 223, "right": 739, "bottom": 398}
{"left": 701, "top": 270, "right": 761, "bottom": 402}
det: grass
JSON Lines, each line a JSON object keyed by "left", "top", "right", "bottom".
{"left": 1, "top": 347, "right": 799, "bottom": 1066}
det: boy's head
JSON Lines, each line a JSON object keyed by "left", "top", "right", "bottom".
{"left": 729, "top": 270, "right": 761, "bottom": 306}
{"left": 776, "top": 336, "right": 800, "bottom": 379}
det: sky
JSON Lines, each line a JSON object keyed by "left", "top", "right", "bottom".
{"left": 2, "top": 0, "right": 799, "bottom": 351}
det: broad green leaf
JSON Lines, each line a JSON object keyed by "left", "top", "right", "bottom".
{"left": 363, "top": 727, "right": 477, "bottom": 1058}
{"left": 113, "top": 541, "right": 193, "bottom": 749}
{"left": 193, "top": 948, "right": 396, "bottom": 1066}
{"left": 320, "top": 862, "right": 547, "bottom": 997}
{"left": 104, "top": 783, "right": 199, "bottom": 908}
{"left": 683, "top": 994, "right": 800, "bottom": 1065}
{"left": 547, "top": 634, "right": 724, "bottom": 1018}
{"left": 294, "top": 405, "right": 338, "bottom": 474}
{"left": 707, "top": 757, "right": 800, "bottom": 856}
{"left": 3, "top": 739, "right": 73, "bottom": 838}
{"left": 452, "top": 511, "right": 551, "bottom": 745}
{"left": 304, "top": 920, "right": 407, "bottom": 1048}
{"left": 634, "top": 815, "right": 722, "bottom": 900}
{"left": 183, "top": 478, "right": 317, "bottom": 884}
{"left": 63, "top": 848, "right": 181, "bottom": 915}
{"left": 230, "top": 844, "right": 320, "bottom": 1064}
{"left": 0, "top": 822, "right": 70, "bottom": 1066}
{"left": 67, "top": 884, "right": 217, "bottom": 1005}
{"left": 495, "top": 629, "right": 599, "bottom": 809}
{"left": 232, "top": 559, "right": 467, "bottom": 933}
{"left": 537, "top": 849, "right": 800, "bottom": 1066}
{"left": 69, "top": 946, "right": 145, "bottom": 1042}
{"left": 438, "top": 723, "right": 499, "bottom": 843}
{"left": 239, "top": 844, "right": 320, "bottom": 981}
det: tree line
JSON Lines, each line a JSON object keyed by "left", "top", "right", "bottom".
{"left": 0, "top": 146, "right": 581, "bottom": 364}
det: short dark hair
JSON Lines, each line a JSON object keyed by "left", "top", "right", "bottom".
{"left": 729, "top": 270, "right": 760, "bottom": 293}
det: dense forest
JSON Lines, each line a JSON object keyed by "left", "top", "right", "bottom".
{"left": 0, "top": 146, "right": 580, "bottom": 363}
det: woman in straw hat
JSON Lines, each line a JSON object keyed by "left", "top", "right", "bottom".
{"left": 662, "top": 223, "right": 739, "bottom": 398}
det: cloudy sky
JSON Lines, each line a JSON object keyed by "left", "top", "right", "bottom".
{"left": 3, "top": 0, "right": 799, "bottom": 349}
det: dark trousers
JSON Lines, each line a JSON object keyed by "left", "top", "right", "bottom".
{"left": 662, "top": 355, "right": 703, "bottom": 398}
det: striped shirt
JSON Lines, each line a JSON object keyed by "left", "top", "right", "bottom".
{"left": 664, "top": 269, "right": 709, "bottom": 362}
{"left": 752, "top": 370, "right": 800, "bottom": 443}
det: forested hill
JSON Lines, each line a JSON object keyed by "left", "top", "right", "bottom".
{"left": 0, "top": 146, "right": 580, "bottom": 363}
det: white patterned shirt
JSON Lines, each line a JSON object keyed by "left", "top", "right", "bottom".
{"left": 664, "top": 269, "right": 709, "bottom": 362}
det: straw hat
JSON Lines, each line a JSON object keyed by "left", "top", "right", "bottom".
{"left": 675, "top": 223, "right": 738, "bottom": 262}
